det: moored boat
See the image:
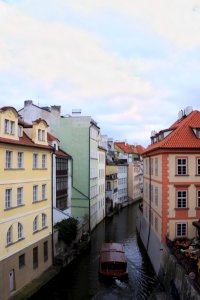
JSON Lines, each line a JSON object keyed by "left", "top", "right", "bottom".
{"left": 99, "top": 243, "right": 128, "bottom": 279}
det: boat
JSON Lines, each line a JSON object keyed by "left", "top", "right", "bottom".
{"left": 99, "top": 243, "right": 128, "bottom": 279}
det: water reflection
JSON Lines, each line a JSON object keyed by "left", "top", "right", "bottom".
{"left": 29, "top": 204, "right": 159, "bottom": 300}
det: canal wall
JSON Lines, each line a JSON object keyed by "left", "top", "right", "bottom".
{"left": 136, "top": 207, "right": 200, "bottom": 300}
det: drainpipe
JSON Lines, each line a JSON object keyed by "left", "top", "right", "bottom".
{"left": 51, "top": 150, "right": 55, "bottom": 265}
{"left": 88, "top": 124, "right": 92, "bottom": 233}
{"left": 146, "top": 155, "right": 152, "bottom": 252}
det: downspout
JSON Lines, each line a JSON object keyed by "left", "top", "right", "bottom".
{"left": 88, "top": 124, "right": 92, "bottom": 232}
{"left": 146, "top": 155, "right": 152, "bottom": 252}
{"left": 51, "top": 150, "right": 55, "bottom": 265}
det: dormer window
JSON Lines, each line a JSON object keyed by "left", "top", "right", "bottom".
{"left": 18, "top": 125, "right": 23, "bottom": 137}
{"left": 4, "top": 119, "right": 9, "bottom": 133}
{"left": 197, "top": 129, "right": 200, "bottom": 138}
{"left": 38, "top": 129, "right": 45, "bottom": 141}
{"left": 4, "top": 119, "right": 15, "bottom": 135}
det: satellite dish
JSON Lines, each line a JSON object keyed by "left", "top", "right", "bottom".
{"left": 184, "top": 106, "right": 193, "bottom": 116}
{"left": 178, "top": 110, "right": 183, "bottom": 120}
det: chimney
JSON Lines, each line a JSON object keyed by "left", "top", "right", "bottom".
{"left": 24, "top": 100, "right": 33, "bottom": 106}
{"left": 51, "top": 106, "right": 61, "bottom": 113}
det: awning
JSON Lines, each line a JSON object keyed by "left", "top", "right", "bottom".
{"left": 192, "top": 221, "right": 200, "bottom": 230}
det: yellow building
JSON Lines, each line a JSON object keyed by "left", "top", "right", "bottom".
{"left": 0, "top": 107, "right": 53, "bottom": 300}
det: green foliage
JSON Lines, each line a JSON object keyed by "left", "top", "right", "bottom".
{"left": 55, "top": 217, "right": 78, "bottom": 245}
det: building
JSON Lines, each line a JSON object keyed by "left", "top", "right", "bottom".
{"left": 105, "top": 164, "right": 118, "bottom": 214}
{"left": 139, "top": 106, "right": 200, "bottom": 274}
{"left": 0, "top": 107, "right": 53, "bottom": 300}
{"left": 47, "top": 132, "right": 72, "bottom": 225}
{"left": 97, "top": 144, "right": 106, "bottom": 224}
{"left": 128, "top": 161, "right": 143, "bottom": 204}
{"left": 19, "top": 101, "right": 100, "bottom": 231}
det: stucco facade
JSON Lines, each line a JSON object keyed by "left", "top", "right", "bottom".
{"left": 0, "top": 107, "right": 53, "bottom": 300}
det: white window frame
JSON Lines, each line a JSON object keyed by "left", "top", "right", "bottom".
{"left": 42, "top": 184, "right": 46, "bottom": 200}
{"left": 17, "top": 187, "right": 23, "bottom": 206}
{"left": 33, "top": 216, "right": 38, "bottom": 232}
{"left": 18, "top": 152, "right": 24, "bottom": 169}
{"left": 4, "top": 119, "right": 9, "bottom": 133}
{"left": 10, "top": 121, "right": 15, "bottom": 135}
{"left": 33, "top": 185, "right": 38, "bottom": 202}
{"left": 42, "top": 154, "right": 47, "bottom": 169}
{"left": 176, "top": 223, "right": 187, "bottom": 237}
{"left": 5, "top": 188, "right": 12, "bottom": 209}
{"left": 177, "top": 158, "right": 187, "bottom": 175}
{"left": 197, "top": 158, "right": 200, "bottom": 175}
{"left": 33, "top": 153, "right": 38, "bottom": 169}
{"left": 6, "top": 150, "right": 12, "bottom": 169}
{"left": 18, "top": 223, "right": 23, "bottom": 240}
{"left": 197, "top": 190, "right": 200, "bottom": 208}
{"left": 7, "top": 226, "right": 12, "bottom": 245}
{"left": 177, "top": 190, "right": 187, "bottom": 208}
{"left": 42, "top": 213, "right": 47, "bottom": 228}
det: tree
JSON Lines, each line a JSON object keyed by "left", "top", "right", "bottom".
{"left": 54, "top": 218, "right": 78, "bottom": 245}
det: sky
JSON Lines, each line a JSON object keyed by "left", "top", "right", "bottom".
{"left": 1, "top": 0, "right": 200, "bottom": 147}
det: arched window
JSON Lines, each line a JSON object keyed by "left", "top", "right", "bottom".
{"left": 7, "top": 225, "right": 12, "bottom": 245}
{"left": 33, "top": 216, "right": 38, "bottom": 232}
{"left": 42, "top": 214, "right": 47, "bottom": 228}
{"left": 18, "top": 223, "right": 23, "bottom": 240}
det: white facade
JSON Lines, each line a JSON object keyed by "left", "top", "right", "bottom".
{"left": 117, "top": 164, "right": 128, "bottom": 206}
{"left": 97, "top": 146, "right": 106, "bottom": 224}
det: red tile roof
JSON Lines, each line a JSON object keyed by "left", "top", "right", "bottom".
{"left": 47, "top": 132, "right": 59, "bottom": 142}
{"left": 114, "top": 142, "right": 145, "bottom": 154}
{"left": 143, "top": 110, "right": 200, "bottom": 154}
{"left": 0, "top": 132, "right": 53, "bottom": 150}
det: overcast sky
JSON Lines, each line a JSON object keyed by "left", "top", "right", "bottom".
{"left": 1, "top": 0, "right": 200, "bottom": 147}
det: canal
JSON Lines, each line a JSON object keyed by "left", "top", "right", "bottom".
{"left": 29, "top": 203, "right": 163, "bottom": 300}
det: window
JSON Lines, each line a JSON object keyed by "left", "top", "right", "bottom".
{"left": 42, "top": 184, "right": 46, "bottom": 200}
{"left": 7, "top": 226, "right": 12, "bottom": 245}
{"left": 33, "top": 154, "right": 38, "bottom": 169}
{"left": 19, "top": 254, "right": 25, "bottom": 269}
{"left": 42, "top": 154, "right": 47, "bottom": 169}
{"left": 33, "top": 185, "right": 38, "bottom": 202}
{"left": 42, "top": 213, "right": 47, "bottom": 228}
{"left": 42, "top": 130, "right": 45, "bottom": 141}
{"left": 155, "top": 158, "right": 158, "bottom": 176}
{"left": 33, "top": 247, "right": 38, "bottom": 269}
{"left": 4, "top": 119, "right": 9, "bottom": 133}
{"left": 17, "top": 187, "right": 23, "bottom": 206}
{"left": 33, "top": 216, "right": 38, "bottom": 232}
{"left": 197, "top": 190, "right": 200, "bottom": 208}
{"left": 155, "top": 216, "right": 158, "bottom": 232}
{"left": 10, "top": 121, "right": 15, "bottom": 134}
{"left": 38, "top": 129, "right": 41, "bottom": 141}
{"left": 176, "top": 223, "right": 187, "bottom": 237}
{"left": 44, "top": 241, "right": 48, "bottom": 262}
{"left": 6, "top": 150, "right": 12, "bottom": 168}
{"left": 177, "top": 158, "right": 187, "bottom": 175}
{"left": 177, "top": 190, "right": 187, "bottom": 208}
{"left": 107, "top": 182, "right": 111, "bottom": 190}
{"left": 5, "top": 189, "right": 12, "bottom": 209}
{"left": 18, "top": 223, "right": 23, "bottom": 240}
{"left": 197, "top": 158, "right": 200, "bottom": 175}
{"left": 18, "top": 152, "right": 24, "bottom": 169}
{"left": 155, "top": 187, "right": 158, "bottom": 206}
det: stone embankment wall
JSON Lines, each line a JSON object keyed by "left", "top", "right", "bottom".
{"left": 160, "top": 245, "right": 200, "bottom": 300}
{"left": 136, "top": 206, "right": 200, "bottom": 300}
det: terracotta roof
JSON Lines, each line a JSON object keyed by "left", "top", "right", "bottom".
{"left": 114, "top": 142, "right": 145, "bottom": 155}
{"left": 114, "top": 142, "right": 135, "bottom": 154}
{"left": 47, "top": 132, "right": 59, "bottom": 142}
{"left": 135, "top": 145, "right": 145, "bottom": 154}
{"left": 143, "top": 110, "right": 200, "bottom": 154}
{"left": 0, "top": 132, "right": 53, "bottom": 150}
{"left": 55, "top": 149, "right": 71, "bottom": 158}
